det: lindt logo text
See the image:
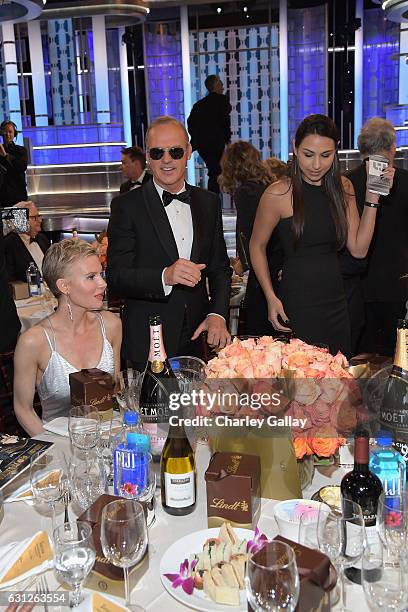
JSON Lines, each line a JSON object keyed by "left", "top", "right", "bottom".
{"left": 226, "top": 455, "right": 242, "bottom": 475}
{"left": 210, "top": 498, "right": 249, "bottom": 512}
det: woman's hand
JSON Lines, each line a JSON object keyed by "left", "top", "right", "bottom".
{"left": 365, "top": 161, "right": 395, "bottom": 202}
{"left": 267, "top": 297, "right": 291, "bottom": 331}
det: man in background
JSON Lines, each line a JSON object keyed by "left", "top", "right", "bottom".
{"left": 0, "top": 120, "right": 28, "bottom": 206}
{"left": 187, "top": 75, "right": 231, "bottom": 194}
{"left": 4, "top": 201, "right": 49, "bottom": 282}
{"left": 119, "top": 146, "right": 150, "bottom": 193}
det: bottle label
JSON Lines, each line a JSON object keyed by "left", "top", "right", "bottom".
{"left": 148, "top": 324, "right": 167, "bottom": 369}
{"left": 165, "top": 470, "right": 195, "bottom": 508}
{"left": 113, "top": 446, "right": 148, "bottom": 496}
{"left": 394, "top": 328, "right": 408, "bottom": 372}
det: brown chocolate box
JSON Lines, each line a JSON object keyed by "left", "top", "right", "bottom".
{"left": 248, "top": 536, "right": 336, "bottom": 612}
{"left": 69, "top": 368, "right": 114, "bottom": 421}
{"left": 77, "top": 494, "right": 149, "bottom": 597}
{"left": 205, "top": 451, "right": 261, "bottom": 529}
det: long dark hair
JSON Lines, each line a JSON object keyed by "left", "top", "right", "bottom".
{"left": 290, "top": 114, "right": 347, "bottom": 248}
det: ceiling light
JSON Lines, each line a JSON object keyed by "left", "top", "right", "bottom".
{"left": 216, "top": 6, "right": 222, "bottom": 13}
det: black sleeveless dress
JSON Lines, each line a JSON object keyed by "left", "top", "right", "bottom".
{"left": 277, "top": 181, "right": 351, "bottom": 357}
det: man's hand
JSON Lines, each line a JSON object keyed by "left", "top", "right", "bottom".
{"left": 163, "top": 259, "right": 206, "bottom": 287}
{"left": 0, "top": 144, "right": 7, "bottom": 157}
{"left": 192, "top": 314, "right": 231, "bottom": 349}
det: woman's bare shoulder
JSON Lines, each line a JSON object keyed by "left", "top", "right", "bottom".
{"left": 16, "top": 324, "right": 47, "bottom": 352}
{"left": 263, "top": 178, "right": 292, "bottom": 199}
{"left": 99, "top": 310, "right": 122, "bottom": 335}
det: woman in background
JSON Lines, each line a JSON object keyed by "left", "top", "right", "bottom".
{"left": 14, "top": 239, "right": 122, "bottom": 436}
{"left": 250, "top": 114, "right": 394, "bottom": 357}
{"left": 219, "top": 142, "right": 286, "bottom": 336}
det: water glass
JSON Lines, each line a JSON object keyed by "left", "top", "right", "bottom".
{"left": 71, "top": 458, "right": 108, "bottom": 510}
{"left": 116, "top": 449, "right": 156, "bottom": 502}
{"left": 30, "top": 450, "right": 66, "bottom": 527}
{"left": 101, "top": 499, "right": 148, "bottom": 610}
{"left": 69, "top": 405, "right": 100, "bottom": 455}
{"left": 362, "top": 540, "right": 408, "bottom": 611}
{"left": 245, "top": 541, "right": 300, "bottom": 612}
{"left": 115, "top": 369, "right": 143, "bottom": 413}
{"left": 377, "top": 492, "right": 408, "bottom": 555}
{"left": 53, "top": 521, "right": 96, "bottom": 607}
{"left": 317, "top": 499, "right": 364, "bottom": 612}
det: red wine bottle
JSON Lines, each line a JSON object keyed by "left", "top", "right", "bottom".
{"left": 341, "top": 429, "right": 383, "bottom": 584}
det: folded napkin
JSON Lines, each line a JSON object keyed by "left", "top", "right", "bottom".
{"left": 76, "top": 592, "right": 130, "bottom": 612}
{"left": 44, "top": 417, "right": 117, "bottom": 437}
{"left": 0, "top": 531, "right": 53, "bottom": 589}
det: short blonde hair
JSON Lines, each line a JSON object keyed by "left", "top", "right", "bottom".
{"left": 42, "top": 238, "right": 98, "bottom": 297}
{"left": 145, "top": 115, "right": 189, "bottom": 147}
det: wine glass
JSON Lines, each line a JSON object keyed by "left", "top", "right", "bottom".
{"left": 362, "top": 540, "right": 408, "bottom": 611}
{"left": 377, "top": 492, "right": 408, "bottom": 556}
{"left": 317, "top": 499, "right": 364, "bottom": 612}
{"left": 71, "top": 457, "right": 108, "bottom": 510}
{"left": 30, "top": 450, "right": 66, "bottom": 528}
{"left": 53, "top": 521, "right": 96, "bottom": 607}
{"left": 116, "top": 449, "right": 156, "bottom": 503}
{"left": 68, "top": 405, "right": 100, "bottom": 456}
{"left": 245, "top": 541, "right": 300, "bottom": 612}
{"left": 101, "top": 499, "right": 148, "bottom": 611}
{"left": 115, "top": 369, "right": 143, "bottom": 413}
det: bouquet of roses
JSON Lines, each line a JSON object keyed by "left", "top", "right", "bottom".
{"left": 204, "top": 337, "right": 361, "bottom": 459}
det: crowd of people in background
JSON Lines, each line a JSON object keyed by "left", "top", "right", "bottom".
{"left": 0, "top": 75, "right": 407, "bottom": 437}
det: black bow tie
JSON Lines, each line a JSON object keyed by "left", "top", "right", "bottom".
{"left": 29, "top": 237, "right": 36, "bottom": 244}
{"left": 162, "top": 189, "right": 191, "bottom": 207}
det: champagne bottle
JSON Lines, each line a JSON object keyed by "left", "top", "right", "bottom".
{"left": 341, "top": 429, "right": 383, "bottom": 584}
{"left": 379, "top": 319, "right": 408, "bottom": 461}
{"left": 139, "top": 315, "right": 178, "bottom": 465}
{"left": 161, "top": 420, "right": 197, "bottom": 516}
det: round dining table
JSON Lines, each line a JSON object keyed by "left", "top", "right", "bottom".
{"left": 0, "top": 429, "right": 372, "bottom": 611}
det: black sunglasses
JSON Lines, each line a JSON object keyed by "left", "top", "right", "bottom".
{"left": 148, "top": 147, "right": 185, "bottom": 160}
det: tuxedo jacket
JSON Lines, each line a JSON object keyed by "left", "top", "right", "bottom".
{"left": 0, "top": 143, "right": 28, "bottom": 206}
{"left": 119, "top": 171, "right": 151, "bottom": 194}
{"left": 107, "top": 180, "right": 232, "bottom": 363}
{"left": 346, "top": 163, "right": 408, "bottom": 302}
{"left": 0, "top": 224, "right": 20, "bottom": 351}
{"left": 187, "top": 93, "right": 231, "bottom": 154}
{"left": 4, "top": 231, "right": 50, "bottom": 282}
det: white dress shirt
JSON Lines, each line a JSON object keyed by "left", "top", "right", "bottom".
{"left": 129, "top": 169, "right": 147, "bottom": 190}
{"left": 19, "top": 233, "right": 44, "bottom": 273}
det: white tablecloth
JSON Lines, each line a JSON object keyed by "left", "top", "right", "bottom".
{"left": 15, "top": 296, "right": 56, "bottom": 333}
{"left": 0, "top": 433, "right": 369, "bottom": 611}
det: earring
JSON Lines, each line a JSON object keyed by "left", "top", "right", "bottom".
{"left": 66, "top": 295, "right": 73, "bottom": 322}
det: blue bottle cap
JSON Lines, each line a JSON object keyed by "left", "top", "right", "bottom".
{"left": 126, "top": 432, "right": 150, "bottom": 452}
{"left": 376, "top": 430, "right": 393, "bottom": 446}
{"left": 170, "top": 358, "right": 180, "bottom": 371}
{"left": 124, "top": 411, "right": 139, "bottom": 426}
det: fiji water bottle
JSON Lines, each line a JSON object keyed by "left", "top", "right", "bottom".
{"left": 370, "top": 430, "right": 406, "bottom": 498}
{"left": 113, "top": 411, "right": 151, "bottom": 495}
{"left": 26, "top": 261, "right": 41, "bottom": 297}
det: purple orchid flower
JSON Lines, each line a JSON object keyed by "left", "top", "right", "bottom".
{"left": 247, "top": 526, "right": 269, "bottom": 555}
{"left": 164, "top": 558, "right": 197, "bottom": 595}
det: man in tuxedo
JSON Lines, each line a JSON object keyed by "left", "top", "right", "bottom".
{"left": 0, "top": 120, "right": 28, "bottom": 206}
{"left": 0, "top": 222, "right": 20, "bottom": 352}
{"left": 344, "top": 118, "right": 408, "bottom": 355}
{"left": 187, "top": 75, "right": 231, "bottom": 194}
{"left": 107, "top": 116, "right": 232, "bottom": 366}
{"left": 4, "top": 201, "right": 50, "bottom": 282}
{"left": 119, "top": 146, "right": 150, "bottom": 194}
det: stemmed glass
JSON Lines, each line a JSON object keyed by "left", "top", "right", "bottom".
{"left": 115, "top": 369, "right": 143, "bottom": 413}
{"left": 71, "top": 457, "right": 108, "bottom": 510}
{"left": 317, "top": 499, "right": 364, "bottom": 612}
{"left": 68, "top": 405, "right": 100, "bottom": 457}
{"left": 245, "top": 541, "right": 300, "bottom": 611}
{"left": 53, "top": 521, "right": 96, "bottom": 607}
{"left": 377, "top": 492, "right": 408, "bottom": 556}
{"left": 30, "top": 450, "right": 67, "bottom": 528}
{"left": 101, "top": 499, "right": 148, "bottom": 611}
{"left": 362, "top": 539, "right": 408, "bottom": 611}
{"left": 116, "top": 450, "right": 156, "bottom": 503}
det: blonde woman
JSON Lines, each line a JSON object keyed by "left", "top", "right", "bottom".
{"left": 14, "top": 239, "right": 122, "bottom": 436}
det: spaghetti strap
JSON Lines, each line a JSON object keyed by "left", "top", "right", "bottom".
{"left": 42, "top": 324, "right": 55, "bottom": 352}
{"left": 97, "top": 312, "right": 107, "bottom": 338}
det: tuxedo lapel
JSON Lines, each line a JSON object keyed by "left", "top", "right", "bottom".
{"left": 143, "top": 180, "right": 179, "bottom": 262}
{"left": 188, "top": 185, "right": 206, "bottom": 264}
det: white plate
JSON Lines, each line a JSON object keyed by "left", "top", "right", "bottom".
{"left": 160, "top": 527, "right": 252, "bottom": 612}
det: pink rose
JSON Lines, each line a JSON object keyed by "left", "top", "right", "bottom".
{"left": 293, "top": 378, "right": 321, "bottom": 405}
{"left": 305, "top": 399, "right": 331, "bottom": 427}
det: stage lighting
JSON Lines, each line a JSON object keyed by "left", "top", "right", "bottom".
{"left": 216, "top": 6, "right": 222, "bottom": 13}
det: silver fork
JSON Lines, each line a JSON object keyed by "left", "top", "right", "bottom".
{"left": 35, "top": 573, "right": 50, "bottom": 612}
{"left": 62, "top": 489, "right": 71, "bottom": 523}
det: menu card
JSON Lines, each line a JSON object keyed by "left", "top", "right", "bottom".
{"left": 0, "top": 435, "right": 53, "bottom": 490}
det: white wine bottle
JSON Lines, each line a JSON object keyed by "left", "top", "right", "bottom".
{"left": 379, "top": 319, "right": 408, "bottom": 461}
{"left": 161, "top": 420, "right": 197, "bottom": 516}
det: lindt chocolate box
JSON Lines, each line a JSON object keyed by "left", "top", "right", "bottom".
{"left": 69, "top": 368, "right": 114, "bottom": 421}
{"left": 248, "top": 536, "right": 336, "bottom": 612}
{"left": 77, "top": 494, "right": 149, "bottom": 598}
{"left": 205, "top": 452, "right": 261, "bottom": 529}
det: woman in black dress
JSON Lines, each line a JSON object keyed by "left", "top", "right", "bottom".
{"left": 219, "top": 142, "right": 287, "bottom": 336}
{"left": 250, "top": 115, "right": 394, "bottom": 357}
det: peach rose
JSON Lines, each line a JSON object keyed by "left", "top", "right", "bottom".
{"left": 286, "top": 401, "right": 313, "bottom": 434}
{"left": 293, "top": 378, "right": 321, "bottom": 405}
{"left": 308, "top": 425, "right": 340, "bottom": 457}
{"left": 293, "top": 437, "right": 313, "bottom": 460}
{"left": 304, "top": 398, "right": 331, "bottom": 428}
{"left": 320, "top": 378, "right": 344, "bottom": 404}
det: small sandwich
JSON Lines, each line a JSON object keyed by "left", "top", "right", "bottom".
{"left": 210, "top": 565, "right": 225, "bottom": 587}
{"left": 203, "top": 571, "right": 217, "bottom": 601}
{"left": 219, "top": 522, "right": 240, "bottom": 546}
{"left": 220, "top": 563, "right": 240, "bottom": 588}
{"left": 230, "top": 554, "right": 246, "bottom": 588}
{"left": 203, "top": 570, "right": 240, "bottom": 606}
